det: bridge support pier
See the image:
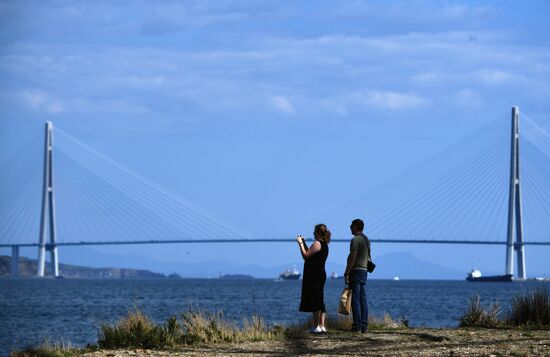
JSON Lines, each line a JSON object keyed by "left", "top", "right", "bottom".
{"left": 505, "top": 106, "right": 527, "bottom": 280}
{"left": 11, "top": 245, "right": 19, "bottom": 277}
{"left": 37, "top": 121, "right": 60, "bottom": 277}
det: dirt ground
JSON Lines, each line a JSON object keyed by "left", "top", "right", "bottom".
{"left": 81, "top": 328, "right": 550, "bottom": 357}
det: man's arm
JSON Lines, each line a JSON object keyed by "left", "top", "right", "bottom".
{"left": 344, "top": 250, "right": 358, "bottom": 283}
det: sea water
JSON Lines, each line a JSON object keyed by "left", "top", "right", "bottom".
{"left": 1, "top": 278, "right": 548, "bottom": 356}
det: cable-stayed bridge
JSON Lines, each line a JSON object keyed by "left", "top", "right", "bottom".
{"left": 1, "top": 106, "right": 549, "bottom": 279}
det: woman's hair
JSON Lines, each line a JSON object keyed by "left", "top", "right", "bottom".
{"left": 314, "top": 223, "right": 331, "bottom": 243}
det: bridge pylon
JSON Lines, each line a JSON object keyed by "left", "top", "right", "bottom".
{"left": 505, "top": 106, "right": 526, "bottom": 280}
{"left": 37, "top": 121, "right": 59, "bottom": 277}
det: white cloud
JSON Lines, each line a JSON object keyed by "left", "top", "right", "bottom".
{"left": 320, "top": 90, "right": 428, "bottom": 115}
{"left": 20, "top": 90, "right": 47, "bottom": 108}
{"left": 3, "top": 14, "right": 549, "bottom": 124}
{"left": 454, "top": 89, "right": 482, "bottom": 107}
{"left": 412, "top": 71, "right": 446, "bottom": 84}
{"left": 364, "top": 90, "right": 427, "bottom": 110}
{"left": 476, "top": 69, "right": 526, "bottom": 85}
{"left": 336, "top": 1, "right": 495, "bottom": 22}
{"left": 46, "top": 101, "right": 64, "bottom": 114}
{"left": 19, "top": 90, "right": 64, "bottom": 114}
{"left": 269, "top": 95, "right": 295, "bottom": 115}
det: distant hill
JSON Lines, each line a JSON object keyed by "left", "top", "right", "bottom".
{"left": 0, "top": 255, "right": 165, "bottom": 278}
{"left": 373, "top": 252, "right": 464, "bottom": 279}
{"left": 40, "top": 247, "right": 466, "bottom": 279}
{"left": 1, "top": 249, "right": 468, "bottom": 279}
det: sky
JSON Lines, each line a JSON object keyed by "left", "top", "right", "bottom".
{"left": 1, "top": 0, "right": 550, "bottom": 277}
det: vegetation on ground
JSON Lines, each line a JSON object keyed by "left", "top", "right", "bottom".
{"left": 12, "top": 288, "right": 549, "bottom": 355}
{"left": 459, "top": 295, "right": 502, "bottom": 328}
{"left": 96, "top": 306, "right": 286, "bottom": 349}
{"left": 12, "top": 306, "right": 406, "bottom": 355}
{"left": 459, "top": 288, "right": 550, "bottom": 329}
{"left": 10, "top": 338, "right": 81, "bottom": 357}
{"left": 509, "top": 288, "right": 550, "bottom": 328}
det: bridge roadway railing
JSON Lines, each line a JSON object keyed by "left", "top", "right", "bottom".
{"left": 2, "top": 238, "right": 549, "bottom": 247}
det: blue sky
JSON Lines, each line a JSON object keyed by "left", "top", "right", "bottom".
{"left": 1, "top": 0, "right": 550, "bottom": 277}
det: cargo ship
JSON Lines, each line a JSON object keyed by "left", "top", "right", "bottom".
{"left": 466, "top": 269, "right": 513, "bottom": 282}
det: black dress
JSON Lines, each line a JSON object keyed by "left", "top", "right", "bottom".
{"left": 299, "top": 241, "right": 329, "bottom": 312}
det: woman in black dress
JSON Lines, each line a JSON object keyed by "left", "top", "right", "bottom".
{"left": 296, "top": 223, "right": 330, "bottom": 333}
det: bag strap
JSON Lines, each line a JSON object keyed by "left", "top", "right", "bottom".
{"left": 360, "top": 233, "right": 372, "bottom": 262}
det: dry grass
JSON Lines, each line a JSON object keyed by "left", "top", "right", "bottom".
{"left": 508, "top": 288, "right": 550, "bottom": 328}
{"left": 97, "top": 306, "right": 408, "bottom": 349}
{"left": 459, "top": 295, "right": 502, "bottom": 328}
{"left": 98, "top": 307, "right": 169, "bottom": 349}
{"left": 96, "top": 306, "right": 286, "bottom": 349}
{"left": 286, "top": 312, "right": 406, "bottom": 337}
{"left": 460, "top": 288, "right": 550, "bottom": 329}
{"left": 10, "top": 338, "right": 81, "bottom": 357}
{"left": 178, "top": 308, "right": 285, "bottom": 345}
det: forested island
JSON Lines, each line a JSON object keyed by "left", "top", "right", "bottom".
{"left": 0, "top": 255, "right": 165, "bottom": 278}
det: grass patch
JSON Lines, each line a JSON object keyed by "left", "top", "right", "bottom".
{"left": 287, "top": 312, "right": 407, "bottom": 336}
{"left": 97, "top": 307, "right": 408, "bottom": 349}
{"left": 459, "top": 295, "right": 502, "bottom": 328}
{"left": 460, "top": 288, "right": 550, "bottom": 329}
{"left": 97, "top": 306, "right": 286, "bottom": 349}
{"left": 14, "top": 308, "right": 409, "bottom": 353}
{"left": 10, "top": 338, "right": 81, "bottom": 357}
{"left": 508, "top": 288, "right": 550, "bottom": 328}
{"left": 98, "top": 307, "right": 171, "bottom": 349}
{"left": 177, "top": 308, "right": 284, "bottom": 345}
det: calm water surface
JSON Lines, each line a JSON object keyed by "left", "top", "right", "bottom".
{"left": 0, "top": 278, "right": 548, "bottom": 356}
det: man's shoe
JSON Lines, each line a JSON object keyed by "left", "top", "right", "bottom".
{"left": 361, "top": 327, "right": 368, "bottom": 333}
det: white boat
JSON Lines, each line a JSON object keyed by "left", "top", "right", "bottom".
{"left": 393, "top": 277, "right": 400, "bottom": 281}
{"left": 279, "top": 265, "right": 301, "bottom": 280}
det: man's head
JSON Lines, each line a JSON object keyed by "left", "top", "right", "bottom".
{"left": 350, "top": 218, "right": 364, "bottom": 235}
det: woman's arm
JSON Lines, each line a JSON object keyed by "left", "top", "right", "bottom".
{"left": 296, "top": 236, "right": 321, "bottom": 260}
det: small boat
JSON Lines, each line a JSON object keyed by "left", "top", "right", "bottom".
{"left": 466, "top": 269, "right": 513, "bottom": 282}
{"left": 331, "top": 272, "right": 344, "bottom": 279}
{"left": 279, "top": 265, "right": 301, "bottom": 280}
{"left": 393, "top": 277, "right": 400, "bottom": 281}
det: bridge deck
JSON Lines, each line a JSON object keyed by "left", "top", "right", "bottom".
{"left": 1, "top": 239, "right": 549, "bottom": 247}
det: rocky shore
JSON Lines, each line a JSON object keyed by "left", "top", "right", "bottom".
{"left": 78, "top": 328, "right": 549, "bottom": 356}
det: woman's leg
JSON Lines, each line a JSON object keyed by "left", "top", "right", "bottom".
{"left": 312, "top": 311, "right": 320, "bottom": 328}
{"left": 320, "top": 312, "right": 326, "bottom": 328}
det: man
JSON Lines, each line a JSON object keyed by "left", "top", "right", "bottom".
{"left": 344, "top": 218, "right": 371, "bottom": 333}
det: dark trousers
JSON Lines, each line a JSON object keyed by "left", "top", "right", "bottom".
{"left": 350, "top": 269, "right": 368, "bottom": 331}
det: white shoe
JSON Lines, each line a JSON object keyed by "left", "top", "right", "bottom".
{"left": 320, "top": 326, "right": 327, "bottom": 333}
{"left": 310, "top": 326, "right": 322, "bottom": 333}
